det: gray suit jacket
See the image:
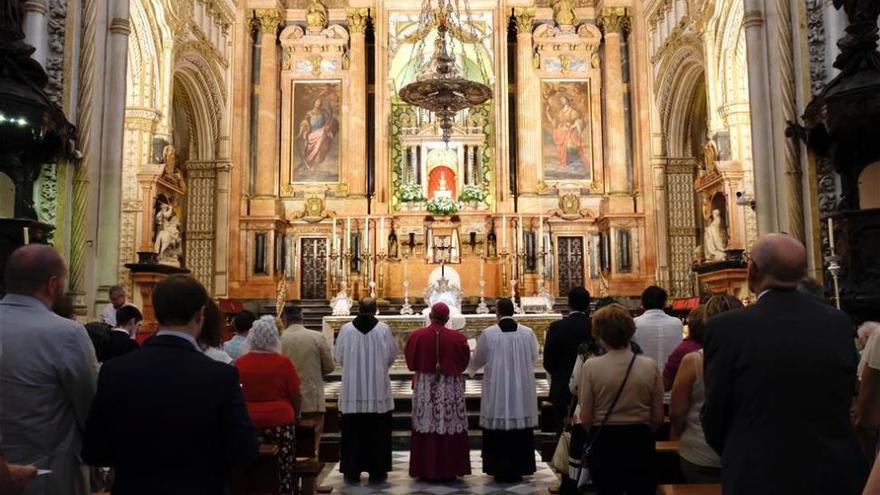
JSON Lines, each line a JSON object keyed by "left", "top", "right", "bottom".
{"left": 0, "top": 294, "right": 98, "bottom": 495}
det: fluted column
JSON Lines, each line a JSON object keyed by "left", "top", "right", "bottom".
{"left": 23, "top": 0, "right": 48, "bottom": 67}
{"left": 514, "top": 7, "right": 538, "bottom": 195}
{"left": 347, "top": 8, "right": 368, "bottom": 196}
{"left": 253, "top": 9, "right": 282, "bottom": 201}
{"left": 599, "top": 8, "right": 631, "bottom": 195}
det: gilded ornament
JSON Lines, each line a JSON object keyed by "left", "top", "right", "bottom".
{"left": 598, "top": 7, "right": 631, "bottom": 35}
{"left": 591, "top": 53, "right": 600, "bottom": 68}
{"left": 346, "top": 7, "right": 369, "bottom": 34}
{"left": 514, "top": 7, "right": 536, "bottom": 34}
{"left": 306, "top": 0, "right": 328, "bottom": 33}
{"left": 309, "top": 55, "right": 322, "bottom": 75}
{"left": 560, "top": 193, "right": 580, "bottom": 215}
{"left": 254, "top": 8, "right": 283, "bottom": 33}
{"left": 552, "top": 0, "right": 576, "bottom": 27}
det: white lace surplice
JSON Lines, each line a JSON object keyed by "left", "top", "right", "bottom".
{"left": 412, "top": 373, "right": 468, "bottom": 435}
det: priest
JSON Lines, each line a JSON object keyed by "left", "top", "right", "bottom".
{"left": 405, "top": 302, "right": 472, "bottom": 481}
{"left": 470, "top": 298, "right": 540, "bottom": 483}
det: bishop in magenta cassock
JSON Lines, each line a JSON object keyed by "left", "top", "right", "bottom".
{"left": 405, "top": 302, "right": 472, "bottom": 481}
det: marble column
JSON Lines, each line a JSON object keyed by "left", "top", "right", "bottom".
{"left": 23, "top": 0, "right": 48, "bottom": 67}
{"left": 97, "top": 11, "right": 132, "bottom": 295}
{"left": 514, "top": 7, "right": 538, "bottom": 195}
{"left": 599, "top": 8, "right": 631, "bottom": 195}
{"left": 253, "top": 9, "right": 282, "bottom": 203}
{"left": 742, "top": 5, "right": 778, "bottom": 234}
{"left": 347, "top": 8, "right": 368, "bottom": 196}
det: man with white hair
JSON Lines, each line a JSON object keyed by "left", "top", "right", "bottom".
{"left": 99, "top": 285, "right": 137, "bottom": 327}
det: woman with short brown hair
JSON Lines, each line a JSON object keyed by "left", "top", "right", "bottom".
{"left": 578, "top": 304, "right": 664, "bottom": 495}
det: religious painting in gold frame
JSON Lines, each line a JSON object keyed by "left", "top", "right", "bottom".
{"left": 291, "top": 80, "right": 341, "bottom": 183}
{"left": 540, "top": 80, "right": 593, "bottom": 182}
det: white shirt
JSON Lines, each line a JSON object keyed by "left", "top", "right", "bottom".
{"left": 633, "top": 309, "right": 683, "bottom": 373}
{"left": 470, "top": 319, "right": 540, "bottom": 430}
{"left": 204, "top": 346, "right": 233, "bottom": 364}
{"left": 100, "top": 302, "right": 136, "bottom": 327}
{"left": 334, "top": 320, "right": 398, "bottom": 414}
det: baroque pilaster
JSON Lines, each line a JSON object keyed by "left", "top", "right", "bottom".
{"left": 598, "top": 7, "right": 631, "bottom": 196}
{"left": 252, "top": 8, "right": 282, "bottom": 207}
{"left": 347, "top": 8, "right": 368, "bottom": 196}
{"left": 514, "top": 7, "right": 539, "bottom": 195}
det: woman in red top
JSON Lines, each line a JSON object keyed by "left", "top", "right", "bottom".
{"left": 235, "top": 315, "right": 302, "bottom": 494}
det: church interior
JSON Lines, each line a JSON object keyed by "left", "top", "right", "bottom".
{"left": 1, "top": 0, "right": 880, "bottom": 493}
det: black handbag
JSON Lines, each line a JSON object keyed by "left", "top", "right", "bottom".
{"left": 577, "top": 352, "right": 638, "bottom": 489}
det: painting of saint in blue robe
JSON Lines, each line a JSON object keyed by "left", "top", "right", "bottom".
{"left": 293, "top": 82, "right": 341, "bottom": 182}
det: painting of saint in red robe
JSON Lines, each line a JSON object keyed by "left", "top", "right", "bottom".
{"left": 541, "top": 81, "right": 593, "bottom": 181}
{"left": 293, "top": 82, "right": 340, "bottom": 182}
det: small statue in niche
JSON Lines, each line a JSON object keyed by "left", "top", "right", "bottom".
{"left": 388, "top": 229, "right": 399, "bottom": 258}
{"left": 162, "top": 145, "right": 186, "bottom": 192}
{"left": 552, "top": 0, "right": 576, "bottom": 28}
{"left": 703, "top": 209, "right": 728, "bottom": 262}
{"left": 305, "top": 0, "right": 327, "bottom": 33}
{"left": 703, "top": 134, "right": 719, "bottom": 172}
{"left": 486, "top": 228, "right": 497, "bottom": 257}
{"left": 154, "top": 198, "right": 182, "bottom": 267}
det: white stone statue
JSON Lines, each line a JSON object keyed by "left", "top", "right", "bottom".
{"left": 703, "top": 209, "right": 728, "bottom": 262}
{"left": 330, "top": 281, "right": 353, "bottom": 316}
{"left": 154, "top": 201, "right": 182, "bottom": 266}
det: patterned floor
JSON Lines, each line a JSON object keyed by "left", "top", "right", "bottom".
{"left": 324, "top": 378, "right": 550, "bottom": 399}
{"left": 319, "top": 451, "right": 559, "bottom": 495}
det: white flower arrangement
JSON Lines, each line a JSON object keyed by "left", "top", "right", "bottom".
{"left": 457, "top": 184, "right": 487, "bottom": 203}
{"left": 397, "top": 182, "right": 426, "bottom": 203}
{"left": 426, "top": 196, "right": 460, "bottom": 216}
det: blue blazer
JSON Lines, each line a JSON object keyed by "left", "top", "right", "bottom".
{"left": 82, "top": 334, "right": 260, "bottom": 494}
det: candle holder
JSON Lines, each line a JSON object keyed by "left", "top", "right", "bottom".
{"left": 369, "top": 280, "right": 377, "bottom": 299}
{"left": 510, "top": 278, "right": 523, "bottom": 314}
{"left": 499, "top": 249, "right": 509, "bottom": 297}
{"left": 343, "top": 250, "right": 353, "bottom": 296}
{"left": 476, "top": 279, "right": 489, "bottom": 314}
{"left": 329, "top": 250, "right": 339, "bottom": 293}
{"left": 826, "top": 254, "right": 842, "bottom": 310}
{"left": 516, "top": 249, "right": 526, "bottom": 299}
{"left": 400, "top": 280, "right": 414, "bottom": 315}
{"left": 377, "top": 252, "right": 387, "bottom": 299}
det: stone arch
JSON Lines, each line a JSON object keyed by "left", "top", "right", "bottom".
{"left": 716, "top": 0, "right": 749, "bottom": 109}
{"left": 172, "top": 48, "right": 227, "bottom": 161}
{"left": 655, "top": 42, "right": 706, "bottom": 158}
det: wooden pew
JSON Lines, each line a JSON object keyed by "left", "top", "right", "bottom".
{"left": 658, "top": 484, "right": 722, "bottom": 495}
{"left": 231, "top": 444, "right": 280, "bottom": 495}
{"left": 655, "top": 441, "right": 685, "bottom": 484}
{"left": 295, "top": 421, "right": 322, "bottom": 495}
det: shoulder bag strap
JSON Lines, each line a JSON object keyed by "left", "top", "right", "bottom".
{"left": 589, "top": 352, "right": 638, "bottom": 442}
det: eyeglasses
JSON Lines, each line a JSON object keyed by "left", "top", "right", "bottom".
{"left": 742, "top": 251, "right": 758, "bottom": 271}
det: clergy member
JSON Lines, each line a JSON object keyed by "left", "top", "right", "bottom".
{"left": 470, "top": 298, "right": 540, "bottom": 483}
{"left": 334, "top": 298, "right": 398, "bottom": 484}
{"left": 405, "top": 302, "right": 471, "bottom": 481}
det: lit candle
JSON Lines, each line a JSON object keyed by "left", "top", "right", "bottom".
{"left": 332, "top": 218, "right": 337, "bottom": 252}
{"left": 23, "top": 227, "right": 29, "bottom": 245}
{"left": 480, "top": 255, "right": 484, "bottom": 279}
{"left": 828, "top": 217, "right": 835, "bottom": 251}
{"left": 517, "top": 215, "right": 524, "bottom": 253}
{"left": 379, "top": 217, "right": 385, "bottom": 252}
{"left": 346, "top": 217, "right": 351, "bottom": 251}
{"left": 502, "top": 216, "right": 507, "bottom": 250}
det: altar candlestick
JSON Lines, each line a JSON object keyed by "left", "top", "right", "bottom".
{"left": 379, "top": 217, "right": 385, "bottom": 252}
{"left": 828, "top": 217, "right": 835, "bottom": 251}
{"left": 365, "top": 216, "right": 370, "bottom": 252}
{"left": 346, "top": 217, "right": 351, "bottom": 250}
{"left": 517, "top": 215, "right": 524, "bottom": 252}
{"left": 480, "top": 255, "right": 484, "bottom": 278}
{"left": 502, "top": 216, "right": 507, "bottom": 250}
{"left": 539, "top": 215, "right": 544, "bottom": 250}
{"left": 332, "top": 218, "right": 337, "bottom": 251}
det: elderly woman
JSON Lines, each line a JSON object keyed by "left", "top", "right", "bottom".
{"left": 235, "top": 315, "right": 302, "bottom": 494}
{"left": 578, "top": 304, "right": 664, "bottom": 495}
{"left": 669, "top": 294, "right": 743, "bottom": 483}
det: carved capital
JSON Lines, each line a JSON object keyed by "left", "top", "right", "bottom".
{"left": 598, "top": 7, "right": 631, "bottom": 35}
{"left": 253, "top": 8, "right": 283, "bottom": 34}
{"left": 514, "top": 7, "right": 536, "bottom": 34}
{"left": 346, "top": 7, "right": 369, "bottom": 35}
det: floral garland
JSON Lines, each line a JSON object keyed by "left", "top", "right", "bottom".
{"left": 426, "top": 196, "right": 460, "bottom": 216}
{"left": 397, "top": 182, "right": 426, "bottom": 203}
{"left": 457, "top": 184, "right": 487, "bottom": 203}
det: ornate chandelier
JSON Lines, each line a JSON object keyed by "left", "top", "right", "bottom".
{"left": 398, "top": 0, "right": 492, "bottom": 143}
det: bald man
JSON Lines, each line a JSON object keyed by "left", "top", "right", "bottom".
{"left": 702, "top": 234, "right": 866, "bottom": 495}
{"left": 0, "top": 245, "right": 98, "bottom": 495}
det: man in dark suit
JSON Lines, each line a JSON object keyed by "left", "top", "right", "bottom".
{"left": 103, "top": 305, "right": 141, "bottom": 362}
{"left": 702, "top": 234, "right": 866, "bottom": 495}
{"left": 82, "top": 275, "right": 259, "bottom": 494}
{"left": 543, "top": 287, "right": 594, "bottom": 434}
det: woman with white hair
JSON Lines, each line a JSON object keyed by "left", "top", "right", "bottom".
{"left": 235, "top": 315, "right": 302, "bottom": 494}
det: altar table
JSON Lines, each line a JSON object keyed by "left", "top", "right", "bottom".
{"left": 322, "top": 313, "right": 563, "bottom": 368}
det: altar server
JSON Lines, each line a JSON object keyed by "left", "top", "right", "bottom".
{"left": 334, "top": 298, "right": 398, "bottom": 483}
{"left": 470, "top": 298, "right": 540, "bottom": 483}
{"left": 405, "top": 302, "right": 471, "bottom": 481}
